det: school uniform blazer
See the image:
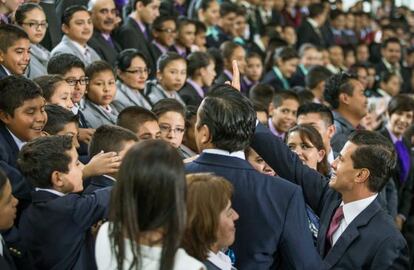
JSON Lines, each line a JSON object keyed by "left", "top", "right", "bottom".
{"left": 261, "top": 69, "right": 286, "bottom": 91}
{"left": 50, "top": 35, "right": 101, "bottom": 66}
{"left": 27, "top": 44, "right": 50, "bottom": 79}
{"left": 18, "top": 188, "right": 111, "bottom": 270}
{"left": 178, "top": 82, "right": 203, "bottom": 107}
{"left": 296, "top": 19, "right": 326, "bottom": 49}
{"left": 185, "top": 153, "right": 324, "bottom": 270}
{"left": 0, "top": 65, "right": 8, "bottom": 79}
{"left": 251, "top": 123, "right": 409, "bottom": 269}
{"left": 80, "top": 99, "right": 119, "bottom": 129}
{"left": 112, "top": 80, "right": 152, "bottom": 112}
{"left": 0, "top": 243, "right": 17, "bottom": 270}
{"left": 83, "top": 175, "right": 115, "bottom": 194}
{"left": 87, "top": 31, "right": 121, "bottom": 67}
{"left": 290, "top": 66, "right": 306, "bottom": 88}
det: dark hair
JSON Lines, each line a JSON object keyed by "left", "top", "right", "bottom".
{"left": 387, "top": 94, "right": 414, "bottom": 116}
{"left": 18, "top": 135, "right": 73, "bottom": 188}
{"left": 117, "top": 106, "right": 158, "bottom": 133}
{"left": 109, "top": 140, "right": 186, "bottom": 270}
{"left": 273, "top": 46, "right": 299, "bottom": 64}
{"left": 15, "top": 3, "right": 44, "bottom": 25}
{"left": 272, "top": 90, "right": 300, "bottom": 108}
{"left": 131, "top": 0, "right": 154, "bottom": 11}
{"left": 348, "top": 63, "right": 368, "bottom": 76}
{"left": 194, "top": 20, "right": 206, "bottom": 34}
{"left": 330, "top": 9, "right": 345, "bottom": 21}
{"left": 33, "top": 75, "right": 66, "bottom": 102}
{"left": 295, "top": 88, "right": 315, "bottom": 105}
{"left": 219, "top": 1, "right": 238, "bottom": 17}
{"left": 381, "top": 37, "right": 401, "bottom": 49}
{"left": 286, "top": 124, "right": 329, "bottom": 175}
{"left": 0, "top": 76, "right": 43, "bottom": 117}
{"left": 348, "top": 131, "right": 397, "bottom": 192}
{"left": 308, "top": 3, "right": 325, "bottom": 19}
{"left": 0, "top": 24, "right": 29, "bottom": 53}
{"left": 380, "top": 71, "right": 399, "bottom": 83}
{"left": 220, "top": 41, "right": 243, "bottom": 61}
{"left": 200, "top": 0, "right": 216, "bottom": 11}
{"left": 85, "top": 60, "right": 115, "bottom": 79}
{"left": 187, "top": 51, "right": 213, "bottom": 77}
{"left": 0, "top": 169, "right": 8, "bottom": 199}
{"left": 249, "top": 84, "right": 275, "bottom": 110}
{"left": 47, "top": 53, "right": 85, "bottom": 75}
{"left": 324, "top": 73, "right": 358, "bottom": 109}
{"left": 198, "top": 84, "right": 256, "bottom": 151}
{"left": 116, "top": 49, "right": 149, "bottom": 72}
{"left": 152, "top": 98, "right": 185, "bottom": 119}
{"left": 297, "top": 103, "right": 334, "bottom": 126}
{"left": 152, "top": 15, "right": 177, "bottom": 32}
{"left": 246, "top": 52, "right": 262, "bottom": 62}
{"left": 89, "top": 125, "right": 137, "bottom": 157}
{"left": 185, "top": 105, "right": 198, "bottom": 129}
{"left": 157, "top": 52, "right": 186, "bottom": 72}
{"left": 306, "top": 65, "right": 332, "bottom": 89}
{"left": 44, "top": 104, "right": 79, "bottom": 135}
{"left": 183, "top": 173, "right": 233, "bottom": 261}
{"left": 177, "top": 18, "right": 196, "bottom": 31}
{"left": 62, "top": 5, "right": 89, "bottom": 26}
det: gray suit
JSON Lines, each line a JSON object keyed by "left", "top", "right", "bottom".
{"left": 112, "top": 80, "right": 152, "bottom": 112}
{"left": 81, "top": 99, "right": 119, "bottom": 128}
{"left": 50, "top": 35, "right": 101, "bottom": 66}
{"left": 144, "top": 80, "right": 185, "bottom": 106}
{"left": 27, "top": 44, "right": 50, "bottom": 79}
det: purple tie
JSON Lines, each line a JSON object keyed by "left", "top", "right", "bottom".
{"left": 326, "top": 206, "right": 344, "bottom": 248}
{"left": 106, "top": 36, "right": 114, "bottom": 48}
{"left": 395, "top": 140, "right": 411, "bottom": 182}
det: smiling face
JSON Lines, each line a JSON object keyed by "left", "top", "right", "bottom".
{"left": 0, "top": 38, "right": 31, "bottom": 75}
{"left": 48, "top": 81, "right": 74, "bottom": 110}
{"left": 388, "top": 111, "right": 414, "bottom": 137}
{"left": 136, "top": 120, "right": 161, "bottom": 140}
{"left": 0, "top": 96, "right": 47, "bottom": 142}
{"left": 87, "top": 70, "right": 116, "bottom": 106}
{"left": 20, "top": 7, "right": 47, "bottom": 44}
{"left": 62, "top": 10, "right": 93, "bottom": 45}
{"left": 287, "top": 131, "right": 323, "bottom": 170}
{"left": 271, "top": 98, "right": 299, "bottom": 133}
{"left": 329, "top": 142, "right": 359, "bottom": 194}
{"left": 153, "top": 19, "right": 177, "bottom": 47}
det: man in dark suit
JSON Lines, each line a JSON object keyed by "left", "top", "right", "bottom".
{"left": 115, "top": 0, "right": 160, "bottom": 78}
{"left": 88, "top": 0, "right": 121, "bottom": 67}
{"left": 296, "top": 3, "right": 327, "bottom": 49}
{"left": 251, "top": 123, "right": 409, "bottom": 269}
{"left": 186, "top": 85, "right": 323, "bottom": 269}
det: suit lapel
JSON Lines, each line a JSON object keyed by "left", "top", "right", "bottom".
{"left": 0, "top": 123, "right": 19, "bottom": 165}
{"left": 317, "top": 199, "right": 341, "bottom": 255}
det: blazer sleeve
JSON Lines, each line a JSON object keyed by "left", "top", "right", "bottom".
{"left": 251, "top": 123, "right": 329, "bottom": 215}
{"left": 397, "top": 165, "right": 414, "bottom": 218}
{"left": 370, "top": 234, "right": 409, "bottom": 269}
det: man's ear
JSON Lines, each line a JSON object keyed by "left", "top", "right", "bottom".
{"left": 51, "top": 171, "right": 64, "bottom": 190}
{"left": 61, "top": 23, "right": 69, "bottom": 35}
{"left": 339, "top": 93, "right": 350, "bottom": 105}
{"left": 0, "top": 110, "right": 12, "bottom": 125}
{"left": 317, "top": 149, "right": 326, "bottom": 163}
{"left": 355, "top": 168, "right": 370, "bottom": 184}
{"left": 268, "top": 102, "right": 275, "bottom": 116}
{"left": 0, "top": 49, "right": 4, "bottom": 63}
{"left": 327, "top": 124, "right": 336, "bottom": 140}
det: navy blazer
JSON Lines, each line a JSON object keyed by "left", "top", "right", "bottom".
{"left": 19, "top": 188, "right": 111, "bottom": 270}
{"left": 0, "top": 241, "right": 17, "bottom": 270}
{"left": 261, "top": 70, "right": 286, "bottom": 91}
{"left": 83, "top": 175, "right": 115, "bottom": 194}
{"left": 186, "top": 153, "right": 323, "bottom": 269}
{"left": 178, "top": 82, "right": 204, "bottom": 107}
{"left": 0, "top": 65, "right": 8, "bottom": 79}
{"left": 251, "top": 123, "right": 409, "bottom": 269}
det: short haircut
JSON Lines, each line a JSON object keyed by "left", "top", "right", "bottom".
{"left": 273, "top": 46, "right": 299, "bottom": 64}
{"left": 185, "top": 105, "right": 197, "bottom": 129}
{"left": 89, "top": 125, "right": 137, "bottom": 157}
{"left": 195, "top": 20, "right": 207, "bottom": 34}
{"left": 298, "top": 43, "right": 317, "bottom": 58}
{"left": 324, "top": 73, "right": 358, "bottom": 109}
{"left": 387, "top": 94, "right": 414, "bottom": 116}
{"left": 330, "top": 9, "right": 345, "bottom": 21}
{"left": 308, "top": 3, "right": 325, "bottom": 19}
{"left": 152, "top": 15, "right": 177, "bottom": 32}
{"left": 187, "top": 51, "right": 213, "bottom": 77}
{"left": 183, "top": 173, "right": 233, "bottom": 261}
{"left": 62, "top": 5, "right": 89, "bottom": 26}
{"left": 47, "top": 53, "right": 85, "bottom": 75}
{"left": 246, "top": 51, "right": 262, "bottom": 62}
{"left": 220, "top": 41, "right": 242, "bottom": 61}
{"left": 33, "top": 75, "right": 66, "bottom": 102}
{"left": 43, "top": 104, "right": 79, "bottom": 135}
{"left": 177, "top": 18, "right": 196, "bottom": 31}
{"left": 116, "top": 49, "right": 149, "bottom": 72}
{"left": 198, "top": 84, "right": 256, "bottom": 152}
{"left": 157, "top": 52, "right": 186, "bottom": 72}
{"left": 297, "top": 103, "right": 334, "bottom": 126}
{"left": 348, "top": 130, "right": 397, "bottom": 192}
{"left": 272, "top": 90, "right": 300, "bottom": 108}
{"left": 381, "top": 37, "right": 401, "bottom": 49}
{"left": 152, "top": 98, "right": 185, "bottom": 119}
{"left": 15, "top": 3, "right": 44, "bottom": 25}
{"left": 0, "top": 76, "right": 43, "bottom": 117}
{"left": 85, "top": 60, "right": 115, "bottom": 79}
{"left": 18, "top": 135, "right": 74, "bottom": 188}
{"left": 131, "top": 0, "right": 154, "bottom": 11}
{"left": 348, "top": 63, "right": 368, "bottom": 77}
{"left": 0, "top": 169, "right": 8, "bottom": 198}
{"left": 219, "top": 1, "right": 238, "bottom": 17}
{"left": 0, "top": 24, "right": 29, "bottom": 53}
{"left": 117, "top": 106, "right": 158, "bottom": 133}
{"left": 379, "top": 71, "right": 399, "bottom": 83}
{"left": 249, "top": 84, "right": 275, "bottom": 109}
{"left": 306, "top": 65, "right": 332, "bottom": 89}
{"left": 200, "top": 0, "right": 216, "bottom": 11}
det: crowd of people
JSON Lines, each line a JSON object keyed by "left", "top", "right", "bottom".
{"left": 1, "top": 0, "right": 414, "bottom": 269}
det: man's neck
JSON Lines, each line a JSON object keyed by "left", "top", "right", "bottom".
{"left": 342, "top": 189, "right": 376, "bottom": 204}
{"left": 337, "top": 107, "right": 361, "bottom": 128}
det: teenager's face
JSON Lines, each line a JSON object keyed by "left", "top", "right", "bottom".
{"left": 119, "top": 56, "right": 148, "bottom": 90}
{"left": 48, "top": 81, "right": 74, "bottom": 110}
{"left": 0, "top": 96, "right": 47, "bottom": 142}
{"left": 63, "top": 67, "right": 87, "bottom": 104}
{"left": 158, "top": 59, "right": 187, "bottom": 92}
{"left": 20, "top": 8, "right": 47, "bottom": 44}
{"left": 136, "top": 120, "right": 161, "bottom": 140}
{"left": 87, "top": 70, "right": 117, "bottom": 106}
{"left": 177, "top": 23, "right": 196, "bottom": 49}
{"left": 59, "top": 147, "right": 84, "bottom": 193}
{"left": 271, "top": 99, "right": 299, "bottom": 133}
{"left": 228, "top": 46, "right": 246, "bottom": 74}
{"left": 233, "top": 15, "right": 246, "bottom": 37}
{"left": 389, "top": 111, "right": 413, "bottom": 137}
{"left": 158, "top": 111, "right": 185, "bottom": 148}
{"left": 287, "top": 131, "right": 323, "bottom": 170}
{"left": 220, "top": 12, "right": 237, "bottom": 34}
{"left": 154, "top": 20, "right": 177, "bottom": 47}
{"left": 245, "top": 57, "right": 263, "bottom": 82}
{"left": 215, "top": 200, "right": 239, "bottom": 250}
{"left": 194, "top": 30, "right": 206, "bottom": 49}
{"left": 137, "top": 0, "right": 160, "bottom": 24}
{"left": 0, "top": 180, "right": 18, "bottom": 230}
{"left": 301, "top": 48, "right": 320, "bottom": 68}
{"left": 56, "top": 122, "right": 80, "bottom": 148}
{"left": 382, "top": 75, "right": 401, "bottom": 96}
{"left": 382, "top": 42, "right": 401, "bottom": 65}
{"left": 0, "top": 38, "right": 30, "bottom": 75}
{"left": 62, "top": 10, "right": 93, "bottom": 44}
{"left": 246, "top": 148, "right": 275, "bottom": 176}
{"left": 200, "top": 60, "right": 216, "bottom": 87}
{"left": 201, "top": 0, "right": 220, "bottom": 26}
{"left": 91, "top": 0, "right": 117, "bottom": 34}
{"left": 278, "top": 58, "right": 299, "bottom": 79}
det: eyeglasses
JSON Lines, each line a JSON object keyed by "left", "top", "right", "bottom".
{"left": 125, "top": 68, "right": 150, "bottom": 76}
{"left": 158, "top": 28, "right": 177, "bottom": 34}
{"left": 22, "top": 22, "right": 48, "bottom": 30}
{"left": 65, "top": 77, "right": 89, "bottom": 86}
{"left": 159, "top": 124, "right": 185, "bottom": 134}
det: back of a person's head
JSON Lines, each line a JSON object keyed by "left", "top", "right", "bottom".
{"left": 348, "top": 130, "right": 396, "bottom": 193}
{"left": 47, "top": 53, "right": 85, "bottom": 75}
{"left": 0, "top": 24, "right": 29, "bottom": 53}
{"left": 187, "top": 51, "right": 212, "bottom": 77}
{"left": 62, "top": 5, "right": 89, "bottom": 26}
{"left": 89, "top": 125, "right": 137, "bottom": 157}
{"left": 109, "top": 140, "right": 186, "bottom": 270}
{"left": 152, "top": 98, "right": 185, "bottom": 118}
{"left": 18, "top": 135, "right": 73, "bottom": 188}
{"left": 117, "top": 106, "right": 158, "bottom": 133}
{"left": 306, "top": 65, "right": 332, "bottom": 89}
{"left": 323, "top": 73, "right": 356, "bottom": 109}
{"left": 387, "top": 94, "right": 414, "bottom": 116}
{"left": 0, "top": 76, "right": 43, "bottom": 117}
{"left": 297, "top": 102, "right": 334, "bottom": 126}
{"left": 308, "top": 3, "right": 325, "bottom": 19}
{"left": 272, "top": 90, "right": 300, "bottom": 108}
{"left": 34, "top": 75, "right": 66, "bottom": 101}
{"left": 44, "top": 104, "right": 78, "bottom": 135}
{"left": 249, "top": 84, "right": 275, "bottom": 108}
{"left": 183, "top": 173, "right": 233, "bottom": 261}
{"left": 199, "top": 84, "right": 256, "bottom": 152}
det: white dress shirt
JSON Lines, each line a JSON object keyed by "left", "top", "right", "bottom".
{"left": 207, "top": 250, "right": 235, "bottom": 270}
{"left": 7, "top": 128, "right": 26, "bottom": 150}
{"left": 35, "top": 188, "right": 65, "bottom": 197}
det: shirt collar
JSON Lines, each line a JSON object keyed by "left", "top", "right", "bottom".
{"left": 101, "top": 33, "right": 111, "bottom": 41}
{"left": 6, "top": 128, "right": 26, "bottom": 150}
{"left": 186, "top": 79, "right": 204, "bottom": 98}
{"left": 207, "top": 250, "right": 233, "bottom": 270}
{"left": 382, "top": 58, "right": 400, "bottom": 70}
{"left": 152, "top": 40, "right": 168, "bottom": 54}
{"left": 307, "top": 18, "right": 319, "bottom": 28}
{"left": 386, "top": 125, "right": 401, "bottom": 143}
{"left": 103, "top": 175, "right": 117, "bottom": 182}
{"left": 223, "top": 69, "right": 233, "bottom": 81}
{"left": 1, "top": 65, "right": 11, "bottom": 76}
{"left": 202, "top": 149, "right": 245, "bottom": 160}
{"left": 341, "top": 194, "right": 377, "bottom": 225}
{"left": 100, "top": 105, "right": 112, "bottom": 114}
{"left": 268, "top": 118, "right": 285, "bottom": 140}
{"left": 333, "top": 111, "right": 355, "bottom": 130}
{"left": 35, "top": 188, "right": 65, "bottom": 197}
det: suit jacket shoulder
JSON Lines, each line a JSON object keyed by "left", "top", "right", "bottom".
{"left": 178, "top": 82, "right": 203, "bottom": 107}
{"left": 88, "top": 31, "right": 120, "bottom": 67}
